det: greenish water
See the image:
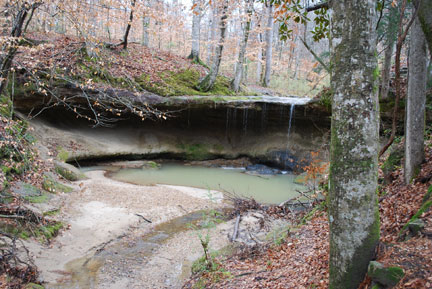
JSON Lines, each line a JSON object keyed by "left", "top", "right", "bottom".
{"left": 108, "top": 163, "right": 305, "bottom": 204}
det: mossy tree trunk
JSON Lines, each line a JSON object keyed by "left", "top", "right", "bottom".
{"left": 231, "top": 0, "right": 253, "bottom": 93}
{"left": 404, "top": 13, "right": 427, "bottom": 183}
{"left": 329, "top": 1, "right": 380, "bottom": 288}
{"left": 197, "top": 0, "right": 228, "bottom": 92}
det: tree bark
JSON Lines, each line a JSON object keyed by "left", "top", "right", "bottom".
{"left": 380, "top": 6, "right": 398, "bottom": 100}
{"left": 256, "top": 32, "right": 263, "bottom": 84}
{"left": 262, "top": 4, "right": 274, "bottom": 87}
{"left": 188, "top": 0, "right": 202, "bottom": 62}
{"left": 123, "top": 0, "right": 136, "bottom": 50}
{"left": 329, "top": 1, "right": 380, "bottom": 288}
{"left": 197, "top": 0, "right": 228, "bottom": 92}
{"left": 142, "top": 14, "right": 150, "bottom": 47}
{"left": 404, "top": 16, "right": 427, "bottom": 184}
{"left": 232, "top": 0, "right": 253, "bottom": 92}
{"left": 417, "top": 0, "right": 432, "bottom": 58}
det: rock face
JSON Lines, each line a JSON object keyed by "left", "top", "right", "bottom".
{"left": 21, "top": 95, "right": 330, "bottom": 171}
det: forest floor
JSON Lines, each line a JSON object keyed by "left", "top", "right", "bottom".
{"left": 184, "top": 141, "right": 432, "bottom": 289}
{"left": 12, "top": 33, "right": 270, "bottom": 98}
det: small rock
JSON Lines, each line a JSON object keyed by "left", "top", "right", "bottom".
{"left": 408, "top": 219, "right": 425, "bottom": 235}
{"left": 368, "top": 261, "right": 404, "bottom": 288}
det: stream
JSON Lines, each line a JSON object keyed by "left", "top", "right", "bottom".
{"left": 45, "top": 162, "right": 305, "bottom": 288}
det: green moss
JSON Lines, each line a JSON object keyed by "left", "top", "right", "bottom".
{"left": 57, "top": 147, "right": 69, "bottom": 162}
{"left": 136, "top": 69, "right": 240, "bottom": 97}
{"left": 24, "top": 192, "right": 49, "bottom": 203}
{"left": 55, "top": 163, "right": 85, "bottom": 181}
{"left": 43, "top": 209, "right": 60, "bottom": 216}
{"left": 146, "top": 161, "right": 160, "bottom": 169}
{"left": 423, "top": 185, "right": 432, "bottom": 204}
{"left": 177, "top": 143, "right": 212, "bottom": 160}
{"left": 39, "top": 222, "right": 63, "bottom": 239}
{"left": 25, "top": 283, "right": 45, "bottom": 289}
{"left": 368, "top": 261, "right": 404, "bottom": 287}
{"left": 318, "top": 87, "right": 332, "bottom": 112}
{"left": 42, "top": 175, "right": 73, "bottom": 194}
{"left": 0, "top": 95, "right": 13, "bottom": 117}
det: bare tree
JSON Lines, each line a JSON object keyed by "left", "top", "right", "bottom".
{"left": 122, "top": 0, "right": 136, "bottom": 49}
{"left": 262, "top": 3, "right": 273, "bottom": 87}
{"left": 404, "top": 5, "right": 427, "bottom": 183}
{"left": 197, "top": 0, "right": 228, "bottom": 92}
{"left": 188, "top": 0, "right": 203, "bottom": 62}
{"left": 0, "top": 1, "right": 42, "bottom": 96}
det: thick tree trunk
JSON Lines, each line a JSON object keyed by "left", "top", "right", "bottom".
{"left": 232, "top": 0, "right": 253, "bottom": 93}
{"left": 404, "top": 16, "right": 427, "bottom": 184}
{"left": 197, "top": 1, "right": 228, "bottom": 92}
{"left": 188, "top": 0, "right": 202, "bottom": 62}
{"left": 329, "top": 1, "right": 380, "bottom": 288}
{"left": 262, "top": 4, "right": 274, "bottom": 87}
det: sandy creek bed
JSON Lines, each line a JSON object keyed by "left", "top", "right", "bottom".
{"left": 24, "top": 170, "right": 233, "bottom": 289}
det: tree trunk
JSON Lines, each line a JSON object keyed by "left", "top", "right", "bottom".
{"left": 142, "top": 15, "right": 150, "bottom": 47}
{"left": 380, "top": 6, "right": 398, "bottom": 100}
{"left": 262, "top": 4, "right": 274, "bottom": 87}
{"left": 123, "top": 0, "right": 136, "bottom": 50}
{"left": 404, "top": 15, "right": 427, "bottom": 184}
{"left": 188, "top": 0, "right": 202, "bottom": 62}
{"left": 256, "top": 33, "right": 263, "bottom": 84}
{"left": 0, "top": 3, "right": 39, "bottom": 96}
{"left": 197, "top": 1, "right": 228, "bottom": 92}
{"left": 329, "top": 1, "right": 380, "bottom": 288}
{"left": 232, "top": 0, "right": 253, "bottom": 93}
{"left": 418, "top": 0, "right": 432, "bottom": 58}
{"left": 207, "top": 2, "right": 219, "bottom": 65}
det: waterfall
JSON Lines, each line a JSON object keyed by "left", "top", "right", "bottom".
{"left": 287, "top": 104, "right": 295, "bottom": 139}
{"left": 285, "top": 104, "right": 295, "bottom": 170}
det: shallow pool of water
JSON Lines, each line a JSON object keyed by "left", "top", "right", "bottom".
{"left": 108, "top": 163, "right": 305, "bottom": 204}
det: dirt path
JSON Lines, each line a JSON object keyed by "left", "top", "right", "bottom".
{"left": 25, "top": 170, "right": 231, "bottom": 289}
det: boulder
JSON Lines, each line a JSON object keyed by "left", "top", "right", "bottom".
{"left": 368, "top": 261, "right": 404, "bottom": 288}
{"left": 245, "top": 164, "right": 280, "bottom": 175}
{"left": 54, "top": 161, "right": 86, "bottom": 181}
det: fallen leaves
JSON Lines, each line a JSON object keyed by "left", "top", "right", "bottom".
{"left": 186, "top": 141, "right": 432, "bottom": 288}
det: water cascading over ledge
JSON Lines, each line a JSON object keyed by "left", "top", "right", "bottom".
{"left": 17, "top": 94, "right": 331, "bottom": 172}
